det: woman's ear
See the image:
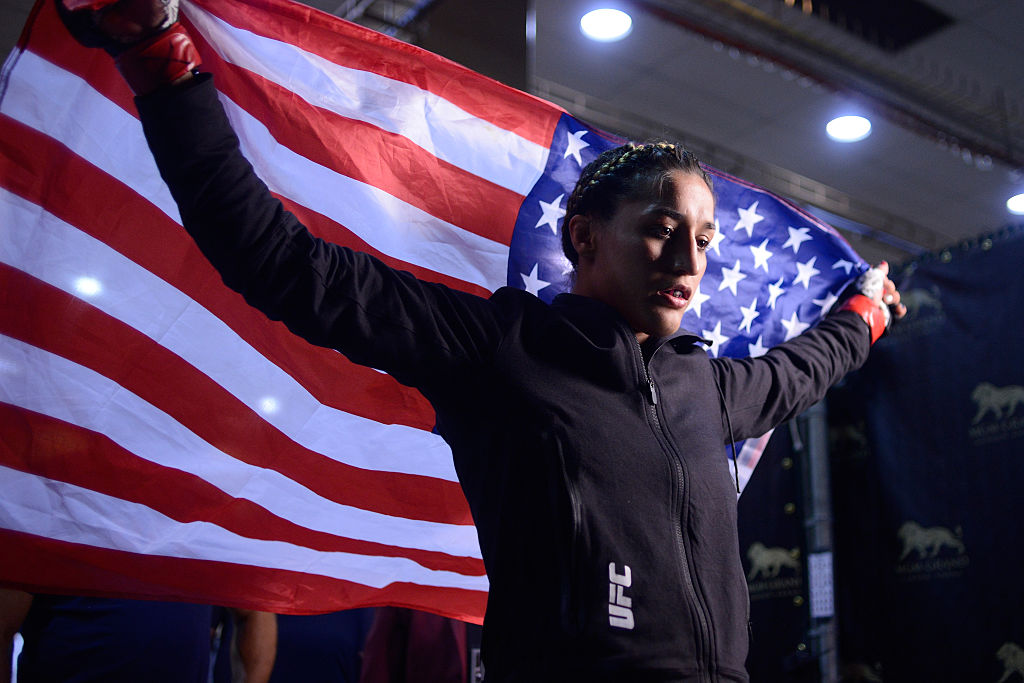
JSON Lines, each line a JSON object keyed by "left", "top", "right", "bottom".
{"left": 569, "top": 214, "right": 597, "bottom": 262}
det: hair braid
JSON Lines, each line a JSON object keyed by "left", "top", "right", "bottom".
{"left": 561, "top": 141, "right": 712, "bottom": 268}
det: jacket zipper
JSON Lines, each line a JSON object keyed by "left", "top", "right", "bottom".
{"left": 634, "top": 335, "right": 714, "bottom": 681}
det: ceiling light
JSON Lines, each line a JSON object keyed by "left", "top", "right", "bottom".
{"left": 826, "top": 115, "right": 872, "bottom": 142}
{"left": 1008, "top": 193, "right": 1024, "bottom": 215}
{"left": 580, "top": 9, "right": 632, "bottom": 42}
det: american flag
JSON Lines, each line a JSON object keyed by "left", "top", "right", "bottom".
{"left": 0, "top": 0, "right": 865, "bottom": 621}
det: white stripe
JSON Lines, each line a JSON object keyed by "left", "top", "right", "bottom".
{"left": 2, "top": 52, "right": 509, "bottom": 292}
{"left": 0, "top": 188, "right": 460, "bottom": 483}
{"left": 0, "top": 333, "right": 481, "bottom": 560}
{"left": 221, "top": 95, "right": 510, "bottom": 292}
{"left": 183, "top": 0, "right": 547, "bottom": 197}
{"left": 0, "top": 53, "right": 181, "bottom": 222}
{"left": 0, "top": 466, "right": 488, "bottom": 591}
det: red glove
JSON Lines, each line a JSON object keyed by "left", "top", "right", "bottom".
{"left": 838, "top": 262, "right": 903, "bottom": 343}
{"left": 56, "top": 0, "right": 201, "bottom": 94}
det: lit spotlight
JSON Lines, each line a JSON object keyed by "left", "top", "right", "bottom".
{"left": 73, "top": 276, "right": 103, "bottom": 297}
{"left": 826, "top": 115, "right": 872, "bottom": 142}
{"left": 259, "top": 397, "right": 280, "bottom": 415}
{"left": 1008, "top": 193, "right": 1024, "bottom": 215}
{"left": 580, "top": 9, "right": 632, "bottom": 42}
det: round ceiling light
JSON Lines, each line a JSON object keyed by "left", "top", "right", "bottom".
{"left": 580, "top": 9, "right": 632, "bottom": 42}
{"left": 1008, "top": 193, "right": 1024, "bottom": 215}
{"left": 826, "top": 115, "right": 872, "bottom": 142}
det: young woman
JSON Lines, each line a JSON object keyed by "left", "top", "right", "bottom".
{"left": 56, "top": 2, "right": 902, "bottom": 680}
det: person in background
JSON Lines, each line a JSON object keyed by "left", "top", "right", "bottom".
{"left": 0, "top": 589, "right": 276, "bottom": 683}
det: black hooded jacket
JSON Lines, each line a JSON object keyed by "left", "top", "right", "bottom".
{"left": 137, "top": 75, "right": 871, "bottom": 682}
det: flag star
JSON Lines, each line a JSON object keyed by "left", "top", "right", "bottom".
{"left": 780, "top": 311, "right": 811, "bottom": 341}
{"left": 832, "top": 259, "right": 855, "bottom": 275}
{"left": 520, "top": 263, "right": 550, "bottom": 296}
{"left": 738, "top": 298, "right": 760, "bottom": 333}
{"left": 793, "top": 256, "right": 821, "bottom": 289}
{"left": 701, "top": 321, "right": 730, "bottom": 358}
{"left": 733, "top": 201, "right": 765, "bottom": 239}
{"left": 749, "top": 238, "right": 774, "bottom": 273}
{"left": 718, "top": 260, "right": 747, "bottom": 296}
{"left": 563, "top": 130, "right": 590, "bottom": 166}
{"left": 686, "top": 283, "right": 711, "bottom": 318}
{"left": 535, "top": 193, "right": 565, "bottom": 234}
{"left": 748, "top": 335, "right": 769, "bottom": 358}
{"left": 782, "top": 226, "right": 813, "bottom": 254}
{"left": 767, "top": 277, "right": 785, "bottom": 310}
{"left": 812, "top": 290, "right": 839, "bottom": 315}
{"left": 709, "top": 219, "right": 726, "bottom": 256}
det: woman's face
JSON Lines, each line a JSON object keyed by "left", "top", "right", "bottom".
{"left": 571, "top": 171, "right": 716, "bottom": 343}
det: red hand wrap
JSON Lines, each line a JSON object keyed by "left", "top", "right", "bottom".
{"left": 115, "top": 22, "right": 201, "bottom": 95}
{"left": 838, "top": 293, "right": 887, "bottom": 344}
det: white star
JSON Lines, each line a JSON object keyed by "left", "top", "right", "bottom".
{"left": 767, "top": 277, "right": 785, "bottom": 310}
{"left": 686, "top": 284, "right": 711, "bottom": 318}
{"left": 738, "top": 298, "right": 760, "bottom": 333}
{"left": 782, "top": 226, "right": 813, "bottom": 254}
{"left": 733, "top": 201, "right": 764, "bottom": 239}
{"left": 718, "top": 260, "right": 747, "bottom": 296}
{"left": 748, "top": 335, "right": 769, "bottom": 358}
{"left": 832, "top": 259, "right": 855, "bottom": 275}
{"left": 780, "top": 311, "right": 811, "bottom": 341}
{"left": 563, "top": 130, "right": 590, "bottom": 166}
{"left": 709, "top": 218, "right": 726, "bottom": 256}
{"left": 520, "top": 264, "right": 550, "bottom": 296}
{"left": 793, "top": 256, "right": 821, "bottom": 289}
{"left": 701, "top": 320, "right": 730, "bottom": 358}
{"left": 749, "top": 238, "right": 774, "bottom": 273}
{"left": 535, "top": 193, "right": 565, "bottom": 234}
{"left": 812, "top": 290, "right": 839, "bottom": 315}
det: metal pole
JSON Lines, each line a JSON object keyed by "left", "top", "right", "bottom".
{"left": 801, "top": 400, "right": 838, "bottom": 682}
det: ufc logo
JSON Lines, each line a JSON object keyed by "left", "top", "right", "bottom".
{"left": 608, "top": 563, "right": 634, "bottom": 630}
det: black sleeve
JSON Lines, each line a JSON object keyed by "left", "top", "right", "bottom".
{"left": 135, "top": 74, "right": 506, "bottom": 389}
{"left": 710, "top": 310, "right": 871, "bottom": 440}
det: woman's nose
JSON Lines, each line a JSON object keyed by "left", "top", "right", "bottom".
{"left": 671, "top": 242, "right": 700, "bottom": 275}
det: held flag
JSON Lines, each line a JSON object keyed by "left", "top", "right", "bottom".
{"left": 0, "top": 0, "right": 865, "bottom": 620}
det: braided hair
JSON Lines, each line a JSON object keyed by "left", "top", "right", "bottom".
{"left": 561, "top": 141, "right": 713, "bottom": 268}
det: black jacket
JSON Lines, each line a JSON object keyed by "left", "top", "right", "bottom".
{"left": 137, "top": 75, "right": 871, "bottom": 682}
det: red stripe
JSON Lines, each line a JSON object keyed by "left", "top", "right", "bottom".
{"left": 0, "top": 530, "right": 486, "bottom": 622}
{"left": 188, "top": 25, "right": 525, "bottom": 247}
{"left": 0, "top": 403, "right": 484, "bottom": 576}
{"left": 0, "top": 114, "right": 445, "bottom": 431}
{"left": 0, "top": 263, "right": 473, "bottom": 526}
{"left": 189, "top": 0, "right": 561, "bottom": 148}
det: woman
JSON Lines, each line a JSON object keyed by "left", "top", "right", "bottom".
{"left": 56, "top": 2, "right": 902, "bottom": 680}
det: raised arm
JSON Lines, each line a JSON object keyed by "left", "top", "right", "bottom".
{"left": 56, "top": 0, "right": 507, "bottom": 388}
{"left": 712, "top": 263, "right": 904, "bottom": 440}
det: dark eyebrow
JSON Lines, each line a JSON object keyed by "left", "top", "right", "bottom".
{"left": 642, "top": 204, "right": 716, "bottom": 232}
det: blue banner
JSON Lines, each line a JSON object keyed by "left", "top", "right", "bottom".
{"left": 830, "top": 225, "right": 1024, "bottom": 681}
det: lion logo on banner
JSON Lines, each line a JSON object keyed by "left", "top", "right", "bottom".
{"left": 897, "top": 521, "right": 965, "bottom": 560}
{"left": 972, "top": 383, "right": 1024, "bottom": 424}
{"left": 996, "top": 642, "right": 1024, "bottom": 682}
{"left": 746, "top": 542, "right": 799, "bottom": 580}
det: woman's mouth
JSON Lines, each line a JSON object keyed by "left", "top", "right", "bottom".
{"left": 657, "top": 286, "right": 691, "bottom": 308}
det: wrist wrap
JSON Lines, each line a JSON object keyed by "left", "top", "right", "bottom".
{"left": 115, "top": 22, "right": 201, "bottom": 94}
{"left": 838, "top": 293, "right": 889, "bottom": 344}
